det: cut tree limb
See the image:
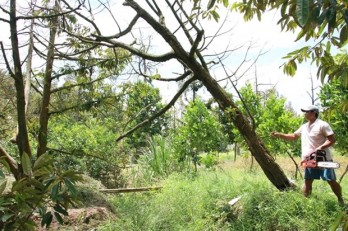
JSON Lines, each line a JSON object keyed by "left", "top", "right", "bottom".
{"left": 100, "top": 186, "right": 162, "bottom": 194}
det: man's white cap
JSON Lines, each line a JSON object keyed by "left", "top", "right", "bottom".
{"left": 301, "top": 105, "right": 319, "bottom": 112}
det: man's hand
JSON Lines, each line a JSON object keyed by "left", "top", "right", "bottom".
{"left": 271, "top": 132, "right": 299, "bottom": 141}
{"left": 315, "top": 146, "right": 323, "bottom": 151}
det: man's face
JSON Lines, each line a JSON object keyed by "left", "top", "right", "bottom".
{"left": 304, "top": 110, "right": 316, "bottom": 120}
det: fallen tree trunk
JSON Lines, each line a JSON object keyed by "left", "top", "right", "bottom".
{"left": 188, "top": 62, "right": 295, "bottom": 190}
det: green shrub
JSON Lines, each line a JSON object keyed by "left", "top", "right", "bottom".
{"left": 200, "top": 152, "right": 219, "bottom": 168}
{"left": 0, "top": 153, "right": 83, "bottom": 230}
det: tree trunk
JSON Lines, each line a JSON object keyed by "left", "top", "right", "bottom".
{"left": 37, "top": 2, "right": 59, "bottom": 157}
{"left": 196, "top": 66, "right": 293, "bottom": 190}
{"left": 24, "top": 18, "right": 34, "bottom": 114}
{"left": 9, "top": 0, "right": 31, "bottom": 180}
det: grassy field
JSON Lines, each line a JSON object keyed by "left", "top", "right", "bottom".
{"left": 97, "top": 154, "right": 348, "bottom": 231}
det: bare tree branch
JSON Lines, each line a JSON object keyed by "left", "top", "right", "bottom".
{"left": 88, "top": 38, "right": 179, "bottom": 62}
{"left": 168, "top": 0, "right": 208, "bottom": 69}
{"left": 0, "top": 18, "right": 10, "bottom": 23}
{"left": 0, "top": 145, "right": 19, "bottom": 179}
{"left": 151, "top": 70, "right": 192, "bottom": 82}
{"left": 61, "top": 0, "right": 101, "bottom": 35}
{"left": 49, "top": 99, "right": 101, "bottom": 115}
{"left": 116, "top": 76, "right": 196, "bottom": 141}
{"left": 121, "top": 103, "right": 154, "bottom": 133}
{"left": 47, "top": 147, "right": 115, "bottom": 163}
{"left": 0, "top": 42, "right": 14, "bottom": 77}
{"left": 15, "top": 1, "right": 83, "bottom": 21}
{"left": 93, "top": 14, "right": 140, "bottom": 39}
{"left": 50, "top": 74, "right": 111, "bottom": 94}
{"left": 123, "top": 0, "right": 188, "bottom": 61}
{"left": 190, "top": 29, "right": 204, "bottom": 58}
{"left": 218, "top": 55, "right": 257, "bottom": 131}
{"left": 0, "top": 5, "right": 10, "bottom": 15}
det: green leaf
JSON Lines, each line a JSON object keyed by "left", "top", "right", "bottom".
{"left": 64, "top": 179, "right": 77, "bottom": 196}
{"left": 280, "top": 2, "right": 288, "bottom": 17}
{"left": 283, "top": 60, "right": 297, "bottom": 76}
{"left": 210, "top": 10, "right": 220, "bottom": 22}
{"left": 12, "top": 178, "right": 27, "bottom": 191}
{"left": 33, "top": 167, "right": 51, "bottom": 178}
{"left": 0, "top": 180, "right": 7, "bottom": 194}
{"left": 53, "top": 204, "right": 69, "bottom": 216}
{"left": 344, "top": 9, "right": 348, "bottom": 25}
{"left": 54, "top": 212, "right": 64, "bottom": 224}
{"left": 29, "top": 178, "right": 45, "bottom": 191}
{"left": 223, "top": 0, "right": 229, "bottom": 7}
{"left": 311, "top": 6, "right": 320, "bottom": 22}
{"left": 296, "top": 0, "right": 309, "bottom": 26}
{"left": 51, "top": 183, "right": 60, "bottom": 199}
{"left": 41, "top": 212, "right": 53, "bottom": 228}
{"left": 295, "top": 29, "right": 306, "bottom": 41}
{"left": 66, "top": 14, "right": 77, "bottom": 24}
{"left": 1, "top": 213, "right": 14, "bottom": 222}
{"left": 151, "top": 74, "right": 161, "bottom": 80}
{"left": 33, "top": 153, "right": 52, "bottom": 170}
{"left": 61, "top": 170, "right": 84, "bottom": 181}
{"left": 320, "top": 66, "right": 327, "bottom": 83}
{"left": 0, "top": 157, "right": 11, "bottom": 172}
{"left": 207, "top": 0, "right": 216, "bottom": 10}
{"left": 340, "top": 25, "right": 348, "bottom": 44}
{"left": 327, "top": 7, "right": 336, "bottom": 32}
{"left": 21, "top": 220, "right": 37, "bottom": 230}
{"left": 318, "top": 9, "right": 327, "bottom": 25}
{"left": 21, "top": 152, "right": 32, "bottom": 176}
{"left": 0, "top": 170, "right": 4, "bottom": 178}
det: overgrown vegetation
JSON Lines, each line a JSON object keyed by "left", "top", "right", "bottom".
{"left": 98, "top": 156, "right": 348, "bottom": 231}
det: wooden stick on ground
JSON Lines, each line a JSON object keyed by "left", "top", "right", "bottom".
{"left": 100, "top": 186, "right": 162, "bottom": 194}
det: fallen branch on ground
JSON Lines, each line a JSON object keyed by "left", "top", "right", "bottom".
{"left": 99, "top": 186, "right": 162, "bottom": 194}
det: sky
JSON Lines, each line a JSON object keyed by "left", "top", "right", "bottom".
{"left": 221, "top": 11, "right": 321, "bottom": 113}
{"left": 0, "top": 0, "right": 322, "bottom": 114}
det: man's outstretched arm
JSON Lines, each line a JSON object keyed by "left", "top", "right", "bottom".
{"left": 271, "top": 132, "right": 299, "bottom": 141}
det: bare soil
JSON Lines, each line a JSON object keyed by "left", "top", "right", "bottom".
{"left": 33, "top": 206, "right": 115, "bottom": 230}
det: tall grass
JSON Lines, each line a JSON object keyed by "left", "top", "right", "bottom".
{"left": 131, "top": 135, "right": 196, "bottom": 186}
{"left": 98, "top": 160, "right": 346, "bottom": 231}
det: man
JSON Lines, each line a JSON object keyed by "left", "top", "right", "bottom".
{"left": 271, "top": 105, "right": 344, "bottom": 205}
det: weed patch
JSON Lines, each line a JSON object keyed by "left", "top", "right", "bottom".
{"left": 98, "top": 156, "right": 347, "bottom": 230}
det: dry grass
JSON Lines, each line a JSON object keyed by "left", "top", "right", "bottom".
{"left": 218, "top": 152, "right": 348, "bottom": 184}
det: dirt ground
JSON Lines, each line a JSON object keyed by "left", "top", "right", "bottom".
{"left": 33, "top": 206, "right": 115, "bottom": 231}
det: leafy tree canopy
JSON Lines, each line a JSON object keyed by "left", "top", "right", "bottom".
{"left": 320, "top": 72, "right": 348, "bottom": 152}
{"left": 119, "top": 81, "right": 169, "bottom": 156}
{"left": 0, "top": 70, "right": 16, "bottom": 140}
{"left": 173, "top": 98, "right": 228, "bottom": 168}
{"left": 233, "top": 83, "right": 302, "bottom": 156}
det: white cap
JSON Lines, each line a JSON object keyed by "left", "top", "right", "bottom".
{"left": 301, "top": 105, "right": 319, "bottom": 112}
